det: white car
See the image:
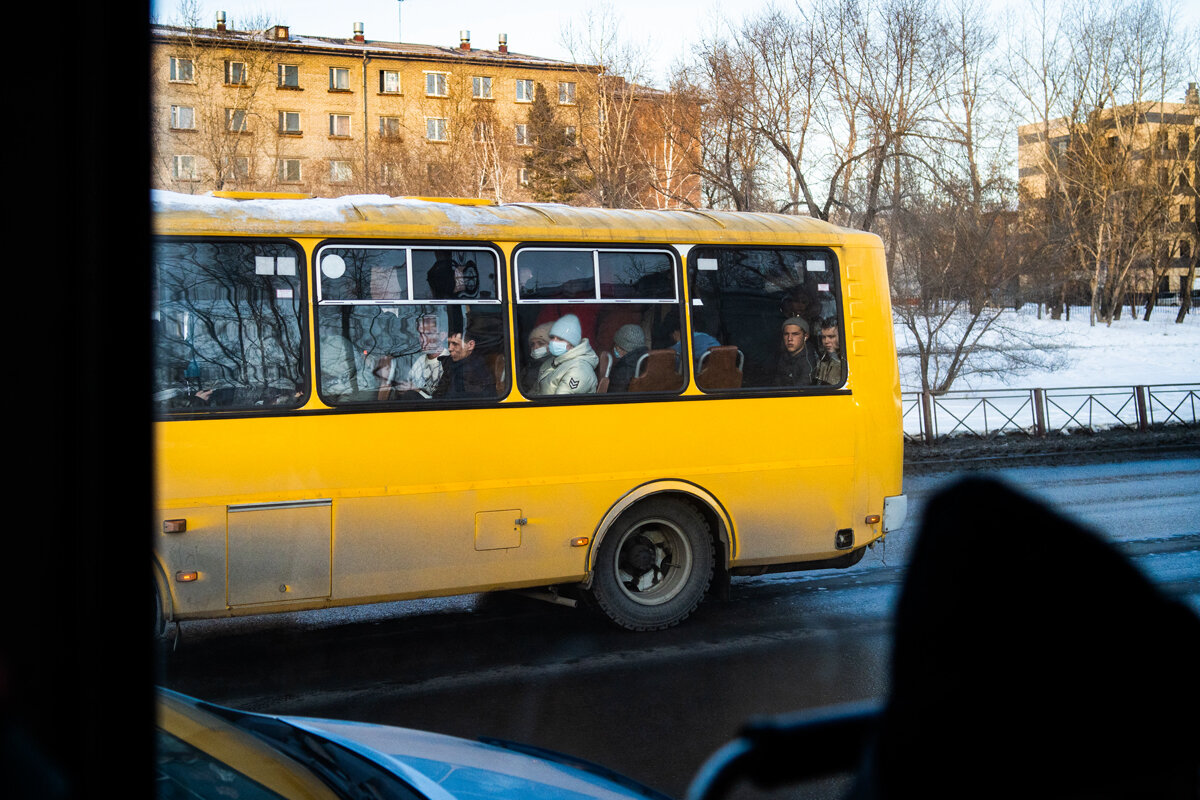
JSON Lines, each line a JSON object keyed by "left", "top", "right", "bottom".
{"left": 157, "top": 687, "right": 671, "bottom": 800}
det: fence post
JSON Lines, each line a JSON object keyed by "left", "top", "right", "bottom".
{"left": 1033, "top": 388, "right": 1046, "bottom": 436}
{"left": 921, "top": 391, "right": 935, "bottom": 444}
{"left": 1135, "top": 385, "right": 1148, "bottom": 431}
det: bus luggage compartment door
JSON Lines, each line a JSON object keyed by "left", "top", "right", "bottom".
{"left": 227, "top": 500, "right": 332, "bottom": 607}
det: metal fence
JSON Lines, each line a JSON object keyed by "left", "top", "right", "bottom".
{"left": 902, "top": 383, "right": 1200, "bottom": 443}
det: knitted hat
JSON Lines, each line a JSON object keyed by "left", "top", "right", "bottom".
{"left": 529, "top": 322, "right": 553, "bottom": 345}
{"left": 613, "top": 324, "right": 645, "bottom": 353}
{"left": 782, "top": 316, "right": 810, "bottom": 334}
{"left": 550, "top": 314, "right": 582, "bottom": 346}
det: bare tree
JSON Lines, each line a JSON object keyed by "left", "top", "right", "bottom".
{"left": 562, "top": 3, "right": 654, "bottom": 207}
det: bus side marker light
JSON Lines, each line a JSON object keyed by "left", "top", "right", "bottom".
{"left": 571, "top": 537, "right": 590, "bottom": 547}
{"left": 865, "top": 514, "right": 881, "bottom": 525}
{"left": 163, "top": 519, "right": 187, "bottom": 534}
{"left": 175, "top": 571, "right": 199, "bottom": 582}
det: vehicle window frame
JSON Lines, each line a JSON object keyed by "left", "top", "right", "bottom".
{"left": 151, "top": 236, "right": 312, "bottom": 419}
{"left": 313, "top": 240, "right": 509, "bottom": 410}
{"left": 512, "top": 243, "right": 687, "bottom": 402}
{"left": 687, "top": 244, "right": 848, "bottom": 395}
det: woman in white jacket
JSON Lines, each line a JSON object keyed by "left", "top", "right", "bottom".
{"left": 537, "top": 314, "right": 599, "bottom": 395}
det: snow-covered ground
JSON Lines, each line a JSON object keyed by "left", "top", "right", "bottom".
{"left": 896, "top": 305, "right": 1200, "bottom": 393}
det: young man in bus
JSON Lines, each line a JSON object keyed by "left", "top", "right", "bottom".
{"left": 433, "top": 328, "right": 495, "bottom": 398}
{"left": 814, "top": 319, "right": 845, "bottom": 386}
{"left": 537, "top": 314, "right": 599, "bottom": 395}
{"left": 775, "top": 316, "right": 818, "bottom": 386}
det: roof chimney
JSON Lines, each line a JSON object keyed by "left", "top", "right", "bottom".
{"left": 353, "top": 22, "right": 365, "bottom": 43}
{"left": 216, "top": 11, "right": 226, "bottom": 32}
{"left": 498, "top": 33, "right": 508, "bottom": 54}
{"left": 459, "top": 30, "right": 471, "bottom": 51}
{"left": 1187, "top": 82, "right": 1199, "bottom": 106}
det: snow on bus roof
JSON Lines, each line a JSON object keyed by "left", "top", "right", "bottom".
{"left": 151, "top": 190, "right": 515, "bottom": 228}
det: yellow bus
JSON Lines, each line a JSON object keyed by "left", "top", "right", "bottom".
{"left": 152, "top": 192, "right": 907, "bottom": 633}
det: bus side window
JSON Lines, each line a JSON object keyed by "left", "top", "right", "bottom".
{"left": 314, "top": 245, "right": 507, "bottom": 406}
{"left": 689, "top": 248, "right": 845, "bottom": 391}
{"left": 152, "top": 239, "right": 308, "bottom": 413}
{"left": 515, "top": 248, "right": 682, "bottom": 398}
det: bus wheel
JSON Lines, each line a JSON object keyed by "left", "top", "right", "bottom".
{"left": 591, "top": 499, "right": 714, "bottom": 631}
{"left": 153, "top": 581, "right": 164, "bottom": 639}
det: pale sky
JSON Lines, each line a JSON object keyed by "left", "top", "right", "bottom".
{"left": 151, "top": 0, "right": 1199, "bottom": 91}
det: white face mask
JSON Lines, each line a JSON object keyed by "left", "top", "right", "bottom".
{"left": 548, "top": 340, "right": 569, "bottom": 357}
{"left": 531, "top": 345, "right": 548, "bottom": 360}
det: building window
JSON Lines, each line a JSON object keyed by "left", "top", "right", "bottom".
{"left": 226, "top": 108, "right": 248, "bottom": 132}
{"left": 426, "top": 118, "right": 448, "bottom": 141}
{"left": 169, "top": 57, "right": 195, "bottom": 83}
{"left": 473, "top": 121, "right": 493, "bottom": 143}
{"left": 172, "top": 155, "right": 197, "bottom": 180}
{"left": 278, "top": 64, "right": 300, "bottom": 89}
{"left": 278, "top": 159, "right": 302, "bottom": 182}
{"left": 515, "top": 124, "right": 530, "bottom": 146}
{"left": 222, "top": 156, "right": 250, "bottom": 181}
{"left": 225, "top": 61, "right": 248, "bottom": 86}
{"left": 472, "top": 76, "right": 492, "bottom": 99}
{"left": 330, "top": 160, "right": 353, "bottom": 183}
{"left": 329, "top": 67, "right": 351, "bottom": 91}
{"left": 329, "top": 114, "right": 351, "bottom": 138}
{"left": 558, "top": 81, "right": 576, "bottom": 105}
{"left": 1183, "top": 204, "right": 1191, "bottom": 223}
{"left": 425, "top": 72, "right": 448, "bottom": 97}
{"left": 380, "top": 70, "right": 401, "bottom": 94}
{"left": 170, "top": 105, "right": 196, "bottom": 130}
{"left": 518, "top": 167, "right": 529, "bottom": 186}
{"left": 278, "top": 111, "right": 302, "bottom": 134}
{"left": 565, "top": 125, "right": 577, "bottom": 146}
{"left": 515, "top": 79, "right": 534, "bottom": 103}
{"left": 379, "top": 116, "right": 401, "bottom": 138}
{"left": 1178, "top": 132, "right": 1191, "bottom": 157}
{"left": 1180, "top": 240, "right": 1192, "bottom": 260}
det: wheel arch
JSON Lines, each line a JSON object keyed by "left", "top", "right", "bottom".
{"left": 583, "top": 480, "right": 734, "bottom": 590}
{"left": 152, "top": 557, "right": 173, "bottom": 637}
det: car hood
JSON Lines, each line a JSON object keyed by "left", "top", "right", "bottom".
{"left": 280, "top": 715, "right": 670, "bottom": 800}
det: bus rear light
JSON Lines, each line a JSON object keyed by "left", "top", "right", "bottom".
{"left": 570, "top": 537, "right": 590, "bottom": 547}
{"left": 865, "top": 514, "right": 881, "bottom": 525}
{"left": 163, "top": 519, "right": 187, "bottom": 534}
{"left": 175, "top": 571, "right": 199, "bottom": 582}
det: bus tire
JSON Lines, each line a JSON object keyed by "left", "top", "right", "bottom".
{"left": 153, "top": 580, "right": 165, "bottom": 639}
{"left": 591, "top": 498, "right": 714, "bottom": 631}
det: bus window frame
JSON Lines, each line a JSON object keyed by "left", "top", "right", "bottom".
{"left": 312, "top": 239, "right": 509, "bottom": 411}
{"left": 151, "top": 235, "right": 313, "bottom": 420}
{"left": 687, "top": 244, "right": 849, "bottom": 396}
{"left": 512, "top": 242, "right": 688, "bottom": 402}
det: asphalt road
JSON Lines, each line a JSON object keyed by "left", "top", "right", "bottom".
{"left": 157, "top": 453, "right": 1200, "bottom": 799}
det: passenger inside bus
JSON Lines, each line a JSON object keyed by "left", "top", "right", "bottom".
{"left": 603, "top": 324, "right": 650, "bottom": 393}
{"left": 521, "top": 322, "right": 553, "bottom": 395}
{"left": 433, "top": 327, "right": 495, "bottom": 398}
{"left": 536, "top": 314, "right": 599, "bottom": 395}
{"left": 775, "top": 316, "right": 818, "bottom": 387}
{"left": 814, "top": 317, "right": 845, "bottom": 386}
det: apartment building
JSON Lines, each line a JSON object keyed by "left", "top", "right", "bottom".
{"left": 1017, "top": 83, "right": 1199, "bottom": 300}
{"left": 152, "top": 15, "right": 597, "bottom": 200}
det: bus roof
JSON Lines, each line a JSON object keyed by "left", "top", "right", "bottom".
{"left": 151, "top": 191, "right": 877, "bottom": 247}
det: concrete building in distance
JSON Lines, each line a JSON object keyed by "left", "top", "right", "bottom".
{"left": 1016, "top": 82, "right": 1199, "bottom": 303}
{"left": 153, "top": 13, "right": 690, "bottom": 204}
